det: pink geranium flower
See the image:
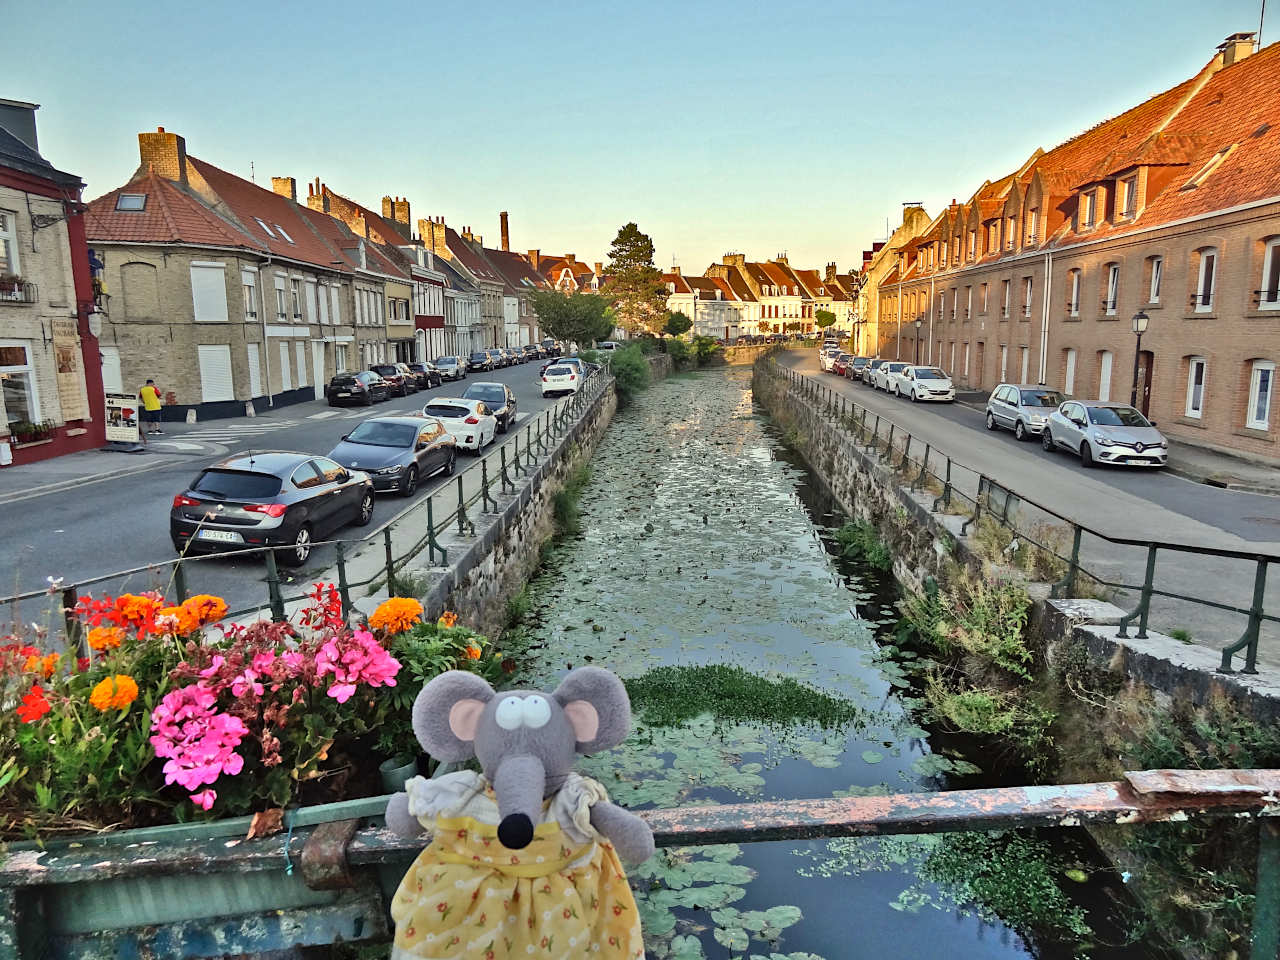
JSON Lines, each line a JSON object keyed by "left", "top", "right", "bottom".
{"left": 315, "top": 628, "right": 400, "bottom": 703}
{"left": 190, "top": 789, "right": 216, "bottom": 811}
{"left": 149, "top": 684, "right": 249, "bottom": 798}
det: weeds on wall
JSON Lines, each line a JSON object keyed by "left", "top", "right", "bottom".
{"left": 552, "top": 463, "right": 593, "bottom": 537}
{"left": 833, "top": 519, "right": 892, "bottom": 571}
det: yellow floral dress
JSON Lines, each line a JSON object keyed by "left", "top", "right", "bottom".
{"left": 390, "top": 770, "right": 645, "bottom": 959}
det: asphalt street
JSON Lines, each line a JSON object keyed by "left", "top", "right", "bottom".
{"left": 0, "top": 361, "right": 561, "bottom": 615}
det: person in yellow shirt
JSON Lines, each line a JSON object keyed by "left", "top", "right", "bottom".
{"left": 139, "top": 379, "right": 163, "bottom": 436}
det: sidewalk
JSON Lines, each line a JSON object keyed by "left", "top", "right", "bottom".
{"left": 0, "top": 446, "right": 192, "bottom": 506}
{"left": 951, "top": 388, "right": 1280, "bottom": 496}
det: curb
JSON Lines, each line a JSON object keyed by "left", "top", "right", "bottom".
{"left": 1164, "top": 464, "right": 1280, "bottom": 496}
{"left": 0, "top": 455, "right": 184, "bottom": 506}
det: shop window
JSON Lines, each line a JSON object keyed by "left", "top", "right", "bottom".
{"left": 0, "top": 341, "right": 39, "bottom": 431}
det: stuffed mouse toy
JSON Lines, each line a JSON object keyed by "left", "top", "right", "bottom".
{"left": 385, "top": 666, "right": 654, "bottom": 959}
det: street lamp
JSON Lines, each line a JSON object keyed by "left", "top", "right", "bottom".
{"left": 1129, "top": 310, "right": 1150, "bottom": 408}
{"left": 914, "top": 316, "right": 923, "bottom": 365}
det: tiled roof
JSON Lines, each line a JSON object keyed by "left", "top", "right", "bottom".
{"left": 723, "top": 270, "right": 756, "bottom": 301}
{"left": 0, "top": 126, "right": 81, "bottom": 188}
{"left": 435, "top": 255, "right": 478, "bottom": 294}
{"left": 445, "top": 229, "right": 503, "bottom": 284}
{"left": 485, "top": 248, "right": 547, "bottom": 292}
{"left": 87, "top": 169, "right": 258, "bottom": 248}
{"left": 662, "top": 271, "right": 692, "bottom": 294}
{"left": 685, "top": 275, "right": 727, "bottom": 300}
{"left": 708, "top": 277, "right": 739, "bottom": 301}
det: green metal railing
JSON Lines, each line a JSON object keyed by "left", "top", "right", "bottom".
{"left": 0, "top": 367, "right": 615, "bottom": 635}
{"left": 768, "top": 359, "right": 1280, "bottom": 674}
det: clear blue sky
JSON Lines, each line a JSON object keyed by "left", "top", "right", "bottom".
{"left": 5, "top": 0, "right": 1270, "bottom": 274}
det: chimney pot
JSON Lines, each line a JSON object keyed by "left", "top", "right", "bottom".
{"left": 382, "top": 196, "right": 395, "bottom": 219}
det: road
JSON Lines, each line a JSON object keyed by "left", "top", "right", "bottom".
{"left": 0, "top": 361, "right": 561, "bottom": 615}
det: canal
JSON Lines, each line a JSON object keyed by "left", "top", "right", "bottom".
{"left": 505, "top": 365, "right": 1171, "bottom": 960}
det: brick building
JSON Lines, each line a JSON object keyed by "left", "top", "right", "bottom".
{"left": 875, "top": 35, "right": 1280, "bottom": 462}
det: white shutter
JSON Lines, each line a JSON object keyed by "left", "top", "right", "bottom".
{"left": 99, "top": 345, "right": 123, "bottom": 394}
{"left": 197, "top": 345, "right": 234, "bottom": 402}
{"left": 306, "top": 281, "right": 318, "bottom": 324}
{"left": 295, "top": 342, "right": 308, "bottom": 387}
{"left": 330, "top": 287, "right": 341, "bottom": 325}
{"left": 278, "top": 342, "right": 292, "bottom": 390}
{"left": 190, "top": 264, "right": 228, "bottom": 323}
{"left": 318, "top": 284, "right": 329, "bottom": 324}
{"left": 247, "top": 343, "right": 262, "bottom": 396}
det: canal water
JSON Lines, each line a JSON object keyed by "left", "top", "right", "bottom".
{"left": 506, "top": 366, "right": 1170, "bottom": 960}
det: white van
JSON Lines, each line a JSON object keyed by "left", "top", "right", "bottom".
{"left": 597, "top": 341, "right": 621, "bottom": 351}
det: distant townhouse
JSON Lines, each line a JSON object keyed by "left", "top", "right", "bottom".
{"left": 879, "top": 33, "right": 1280, "bottom": 461}
{"left": 0, "top": 99, "right": 102, "bottom": 466}
{"left": 662, "top": 268, "right": 743, "bottom": 339}
{"left": 420, "top": 218, "right": 504, "bottom": 349}
{"left": 432, "top": 253, "right": 482, "bottom": 356}
{"left": 480, "top": 217, "right": 546, "bottom": 347}
{"left": 529, "top": 251, "right": 600, "bottom": 293}
{"left": 858, "top": 207, "right": 931, "bottom": 357}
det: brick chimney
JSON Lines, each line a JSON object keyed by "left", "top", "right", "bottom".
{"left": 307, "top": 178, "right": 329, "bottom": 213}
{"left": 500, "top": 211, "right": 510, "bottom": 251}
{"left": 271, "top": 177, "right": 297, "bottom": 201}
{"left": 564, "top": 253, "right": 576, "bottom": 262}
{"left": 527, "top": 249, "right": 541, "bottom": 270}
{"left": 393, "top": 197, "right": 410, "bottom": 226}
{"left": 723, "top": 253, "right": 745, "bottom": 267}
{"left": 670, "top": 265, "right": 681, "bottom": 277}
{"left": 419, "top": 217, "right": 450, "bottom": 258}
{"left": 1218, "top": 32, "right": 1256, "bottom": 67}
{"left": 594, "top": 261, "right": 603, "bottom": 277}
{"left": 825, "top": 262, "right": 838, "bottom": 283}
{"left": 138, "top": 127, "right": 188, "bottom": 187}
{"left": 382, "top": 196, "right": 395, "bottom": 219}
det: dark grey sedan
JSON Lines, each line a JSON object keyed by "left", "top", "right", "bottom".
{"left": 326, "top": 416, "right": 457, "bottom": 496}
{"left": 170, "top": 452, "right": 374, "bottom": 566}
{"left": 462, "top": 381, "right": 518, "bottom": 433}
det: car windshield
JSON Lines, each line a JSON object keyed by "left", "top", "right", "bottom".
{"left": 465, "top": 386, "right": 506, "bottom": 403}
{"left": 371, "top": 365, "right": 396, "bottom": 375}
{"left": 345, "top": 421, "right": 417, "bottom": 447}
{"left": 436, "top": 357, "right": 457, "bottom": 366}
{"left": 916, "top": 368, "right": 947, "bottom": 379}
{"left": 1021, "top": 390, "right": 1065, "bottom": 407}
{"left": 851, "top": 358, "right": 868, "bottom": 366}
{"left": 886, "top": 363, "right": 907, "bottom": 372}
{"left": 470, "top": 353, "right": 488, "bottom": 361}
{"left": 546, "top": 366, "right": 572, "bottom": 376}
{"left": 424, "top": 403, "right": 471, "bottom": 419}
{"left": 1088, "top": 406, "right": 1151, "bottom": 427}
{"left": 191, "top": 469, "right": 281, "bottom": 500}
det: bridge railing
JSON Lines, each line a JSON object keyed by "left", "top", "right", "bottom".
{"left": 765, "top": 358, "right": 1279, "bottom": 675}
{"left": 1, "top": 769, "right": 1276, "bottom": 958}
{"left": 0, "top": 366, "right": 615, "bottom": 640}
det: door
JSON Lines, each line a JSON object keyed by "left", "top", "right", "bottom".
{"left": 974, "top": 343, "right": 985, "bottom": 386}
{"left": 99, "top": 345, "right": 123, "bottom": 394}
{"left": 312, "top": 341, "right": 325, "bottom": 400}
{"left": 995, "top": 386, "right": 1017, "bottom": 426}
{"left": 1135, "top": 351, "right": 1154, "bottom": 416}
{"left": 1060, "top": 402, "right": 1086, "bottom": 451}
{"left": 295, "top": 342, "right": 308, "bottom": 389}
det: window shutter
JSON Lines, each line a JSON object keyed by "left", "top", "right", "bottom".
{"left": 197, "top": 345, "right": 234, "bottom": 402}
{"left": 247, "top": 343, "right": 262, "bottom": 396}
{"left": 191, "top": 265, "right": 228, "bottom": 323}
{"left": 296, "top": 342, "right": 308, "bottom": 387}
{"left": 99, "top": 345, "right": 123, "bottom": 394}
{"left": 279, "top": 342, "right": 292, "bottom": 391}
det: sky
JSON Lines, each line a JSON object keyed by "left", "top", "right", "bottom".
{"left": 5, "top": 0, "right": 1272, "bottom": 274}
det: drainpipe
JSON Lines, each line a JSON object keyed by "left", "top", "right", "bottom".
{"left": 1038, "top": 252, "right": 1052, "bottom": 384}
{"left": 261, "top": 256, "right": 274, "bottom": 407}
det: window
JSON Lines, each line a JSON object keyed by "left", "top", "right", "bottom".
{"left": 1185, "top": 357, "right": 1206, "bottom": 418}
{"left": 1098, "top": 350, "right": 1113, "bottom": 401}
{"left": 196, "top": 344, "right": 234, "bottom": 403}
{"left": 1261, "top": 238, "right": 1280, "bottom": 310}
{"left": 965, "top": 286, "right": 972, "bottom": 320}
{"left": 1027, "top": 208, "right": 1039, "bottom": 244}
{"left": 1020, "top": 346, "right": 1030, "bottom": 383}
{"left": 115, "top": 193, "right": 146, "bottom": 211}
{"left": 1248, "top": 361, "right": 1274, "bottom": 430}
{"left": 1023, "top": 277, "right": 1034, "bottom": 318}
{"left": 981, "top": 283, "right": 989, "bottom": 313}
{"left": 1006, "top": 216, "right": 1018, "bottom": 250}
{"left": 1064, "top": 348, "right": 1077, "bottom": 395}
{"left": 1081, "top": 191, "right": 1097, "bottom": 228}
{"left": 274, "top": 224, "right": 294, "bottom": 244}
{"left": 1184, "top": 145, "right": 1237, "bottom": 190}
{"left": 1121, "top": 177, "right": 1138, "bottom": 217}
{"left": 1195, "top": 248, "right": 1217, "bottom": 312}
{"left": 963, "top": 341, "right": 970, "bottom": 376}
{"left": 295, "top": 341, "right": 307, "bottom": 388}
{"left": 274, "top": 276, "right": 287, "bottom": 320}
{"left": 968, "top": 231, "right": 976, "bottom": 260}
{"left": 318, "top": 283, "right": 329, "bottom": 324}
{"left": 0, "top": 210, "right": 19, "bottom": 275}
{"left": 950, "top": 341, "right": 956, "bottom": 372}
{"left": 190, "top": 263, "right": 228, "bottom": 323}
{"left": 0, "top": 341, "right": 39, "bottom": 430}
{"left": 1105, "top": 264, "right": 1119, "bottom": 315}
{"left": 936, "top": 293, "right": 943, "bottom": 319}
{"left": 241, "top": 270, "right": 257, "bottom": 321}
{"left": 1000, "top": 344, "right": 1008, "bottom": 380}
{"left": 950, "top": 288, "right": 957, "bottom": 320}
{"left": 1001, "top": 280, "right": 1010, "bottom": 318}
{"left": 1149, "top": 256, "right": 1163, "bottom": 304}
{"left": 278, "top": 342, "right": 292, "bottom": 391}
{"left": 254, "top": 218, "right": 277, "bottom": 239}
{"left": 1068, "top": 270, "right": 1081, "bottom": 316}
{"left": 291, "top": 462, "right": 325, "bottom": 490}
{"left": 290, "top": 279, "right": 303, "bottom": 320}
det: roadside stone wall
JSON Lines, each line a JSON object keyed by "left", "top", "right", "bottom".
{"left": 647, "top": 352, "right": 673, "bottom": 380}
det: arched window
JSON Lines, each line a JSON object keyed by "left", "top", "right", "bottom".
{"left": 121, "top": 261, "right": 161, "bottom": 320}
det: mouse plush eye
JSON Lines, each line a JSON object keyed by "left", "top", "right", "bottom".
{"left": 521, "top": 695, "right": 551, "bottom": 729}
{"left": 495, "top": 696, "right": 524, "bottom": 730}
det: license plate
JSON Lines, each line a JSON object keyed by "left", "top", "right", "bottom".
{"left": 336, "top": 391, "right": 350, "bottom": 397}
{"left": 198, "top": 529, "right": 242, "bottom": 543}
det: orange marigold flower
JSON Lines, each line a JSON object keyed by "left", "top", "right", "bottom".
{"left": 181, "top": 594, "right": 228, "bottom": 629}
{"left": 16, "top": 685, "right": 51, "bottom": 723}
{"left": 87, "top": 626, "right": 125, "bottom": 651}
{"left": 438, "top": 610, "right": 459, "bottom": 629}
{"left": 23, "top": 652, "right": 59, "bottom": 678}
{"left": 369, "top": 597, "right": 423, "bottom": 635}
{"left": 463, "top": 644, "right": 482, "bottom": 660}
{"left": 114, "top": 594, "right": 162, "bottom": 636}
{"left": 156, "top": 606, "right": 193, "bottom": 634}
{"left": 89, "top": 674, "right": 139, "bottom": 711}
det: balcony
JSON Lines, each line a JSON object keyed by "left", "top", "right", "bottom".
{"left": 1189, "top": 292, "right": 1214, "bottom": 311}
{"left": 1252, "top": 289, "right": 1280, "bottom": 310}
{"left": 0, "top": 280, "right": 38, "bottom": 305}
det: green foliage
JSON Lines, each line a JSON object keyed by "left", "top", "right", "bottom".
{"left": 665, "top": 338, "right": 693, "bottom": 367}
{"left": 632, "top": 334, "right": 660, "bottom": 355}
{"left": 609, "top": 343, "right": 651, "bottom": 402}
{"left": 529, "top": 290, "right": 614, "bottom": 348}
{"left": 833, "top": 519, "right": 891, "bottom": 571}
{"left": 1168, "top": 627, "right": 1192, "bottom": 643}
{"left": 602, "top": 222, "right": 668, "bottom": 335}
{"left": 552, "top": 464, "right": 593, "bottom": 536}
{"left": 691, "top": 335, "right": 721, "bottom": 366}
{"left": 505, "top": 587, "right": 532, "bottom": 628}
{"left": 903, "top": 576, "right": 1034, "bottom": 681}
{"left": 664, "top": 311, "right": 692, "bottom": 338}
{"left": 577, "top": 349, "right": 601, "bottom": 365}
{"left": 625, "top": 664, "right": 863, "bottom": 730}
{"left": 814, "top": 309, "right": 836, "bottom": 329}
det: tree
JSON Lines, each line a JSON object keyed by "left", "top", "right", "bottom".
{"left": 664, "top": 311, "right": 692, "bottom": 338}
{"left": 602, "top": 222, "right": 669, "bottom": 335}
{"left": 530, "top": 291, "right": 615, "bottom": 348}
{"left": 814, "top": 309, "right": 837, "bottom": 329}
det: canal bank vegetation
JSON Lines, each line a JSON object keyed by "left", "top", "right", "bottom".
{"left": 833, "top": 518, "right": 892, "bottom": 571}
{"left": 552, "top": 463, "right": 593, "bottom": 536}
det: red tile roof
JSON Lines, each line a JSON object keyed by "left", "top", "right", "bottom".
{"left": 662, "top": 271, "right": 692, "bottom": 294}
{"left": 87, "top": 169, "right": 257, "bottom": 248}
{"left": 484, "top": 247, "right": 547, "bottom": 293}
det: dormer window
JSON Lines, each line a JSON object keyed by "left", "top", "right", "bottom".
{"left": 1006, "top": 215, "right": 1018, "bottom": 250}
{"left": 967, "top": 231, "right": 976, "bottom": 260}
{"left": 1027, "top": 208, "right": 1039, "bottom": 245}
{"left": 1120, "top": 176, "right": 1139, "bottom": 217}
{"left": 1081, "top": 191, "right": 1098, "bottom": 229}
{"left": 115, "top": 193, "right": 146, "bottom": 211}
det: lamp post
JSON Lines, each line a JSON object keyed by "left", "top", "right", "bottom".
{"left": 914, "top": 316, "right": 922, "bottom": 365}
{"left": 1129, "top": 310, "right": 1150, "bottom": 409}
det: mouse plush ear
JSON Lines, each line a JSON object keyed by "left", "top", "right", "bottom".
{"left": 413, "top": 671, "right": 495, "bottom": 761}
{"left": 552, "top": 667, "right": 630, "bottom": 754}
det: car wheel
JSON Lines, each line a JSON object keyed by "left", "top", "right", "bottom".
{"left": 363, "top": 392, "right": 374, "bottom": 407}
{"left": 499, "top": 414, "right": 509, "bottom": 434}
{"left": 443, "top": 449, "right": 456, "bottom": 476}
{"left": 1014, "top": 420, "right": 1027, "bottom": 441}
{"left": 1042, "top": 429, "right": 1054, "bottom": 453}
{"left": 355, "top": 491, "right": 375, "bottom": 526}
{"left": 892, "top": 385, "right": 899, "bottom": 397}
{"left": 171, "top": 537, "right": 184, "bottom": 553}
{"left": 401, "top": 466, "right": 418, "bottom": 497}
{"left": 911, "top": 389, "right": 919, "bottom": 402}
{"left": 278, "top": 524, "right": 312, "bottom": 568}
{"left": 1080, "top": 441, "right": 1094, "bottom": 468}
{"left": 985, "top": 412, "right": 997, "bottom": 431}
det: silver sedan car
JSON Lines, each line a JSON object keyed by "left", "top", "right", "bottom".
{"left": 1042, "top": 400, "right": 1168, "bottom": 468}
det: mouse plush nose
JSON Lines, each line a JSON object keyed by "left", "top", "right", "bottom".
{"left": 492, "top": 753, "right": 546, "bottom": 850}
{"left": 498, "top": 813, "right": 534, "bottom": 849}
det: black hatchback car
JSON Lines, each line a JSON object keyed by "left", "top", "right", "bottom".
{"left": 405, "top": 362, "right": 443, "bottom": 390}
{"left": 370, "top": 363, "right": 412, "bottom": 397}
{"left": 170, "top": 453, "right": 374, "bottom": 566}
{"left": 468, "top": 350, "right": 493, "bottom": 372}
{"left": 327, "top": 416, "right": 457, "bottom": 496}
{"left": 462, "top": 381, "right": 518, "bottom": 432}
{"left": 326, "top": 371, "right": 390, "bottom": 406}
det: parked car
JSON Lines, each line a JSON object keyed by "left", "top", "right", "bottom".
{"left": 871, "top": 361, "right": 909, "bottom": 391}
{"left": 832, "top": 353, "right": 853, "bottom": 377}
{"left": 893, "top": 365, "right": 955, "bottom": 402}
{"left": 421, "top": 398, "right": 497, "bottom": 454}
{"left": 819, "top": 348, "right": 840, "bottom": 372}
{"left": 597, "top": 341, "right": 621, "bottom": 352}
{"left": 541, "top": 356, "right": 591, "bottom": 380}
{"left": 541, "top": 363, "right": 582, "bottom": 397}
{"left": 435, "top": 356, "right": 467, "bottom": 381}
{"left": 170, "top": 453, "right": 373, "bottom": 566}
{"left": 846, "top": 357, "right": 871, "bottom": 381}
{"left": 462, "top": 381, "right": 518, "bottom": 433}
{"left": 468, "top": 351, "right": 493, "bottom": 372}
{"left": 1042, "top": 400, "right": 1168, "bottom": 468}
{"left": 503, "top": 347, "right": 522, "bottom": 365}
{"left": 325, "top": 371, "right": 390, "bottom": 406}
{"left": 326, "top": 415, "right": 456, "bottom": 497}
{"left": 486, "top": 348, "right": 508, "bottom": 369}
{"left": 861, "top": 358, "right": 884, "bottom": 385}
{"left": 521, "top": 344, "right": 541, "bottom": 362}
{"left": 370, "top": 363, "right": 412, "bottom": 397}
{"left": 395, "top": 363, "right": 421, "bottom": 393}
{"left": 405, "top": 362, "right": 442, "bottom": 390}
{"left": 985, "top": 384, "right": 1067, "bottom": 440}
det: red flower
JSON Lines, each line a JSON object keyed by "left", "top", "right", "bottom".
{"left": 16, "top": 685, "right": 50, "bottom": 723}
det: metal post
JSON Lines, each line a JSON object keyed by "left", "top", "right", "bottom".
{"left": 425, "top": 498, "right": 447, "bottom": 565}
{"left": 512, "top": 433, "right": 524, "bottom": 476}
{"left": 172, "top": 561, "right": 189, "bottom": 603}
{"left": 526, "top": 424, "right": 536, "bottom": 468}
{"left": 335, "top": 541, "right": 352, "bottom": 618}
{"left": 1251, "top": 817, "right": 1280, "bottom": 960}
{"left": 1051, "top": 525, "right": 1083, "bottom": 599}
{"left": 1221, "top": 559, "right": 1269, "bottom": 674}
{"left": 885, "top": 422, "right": 895, "bottom": 460}
{"left": 61, "top": 585, "right": 83, "bottom": 657}
{"left": 500, "top": 447, "right": 514, "bottom": 493}
{"left": 961, "top": 475, "right": 985, "bottom": 536}
{"left": 384, "top": 527, "right": 397, "bottom": 596}
{"left": 901, "top": 434, "right": 912, "bottom": 472}
{"left": 481, "top": 458, "right": 496, "bottom": 512}
{"left": 915, "top": 443, "right": 930, "bottom": 489}
{"left": 1118, "top": 545, "right": 1158, "bottom": 639}
{"left": 264, "top": 550, "right": 286, "bottom": 622}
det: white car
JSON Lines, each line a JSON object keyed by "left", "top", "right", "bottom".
{"left": 420, "top": 398, "right": 496, "bottom": 454}
{"left": 541, "top": 363, "right": 582, "bottom": 397}
{"left": 872, "top": 361, "right": 910, "bottom": 390}
{"left": 893, "top": 365, "right": 955, "bottom": 402}
{"left": 596, "top": 341, "right": 620, "bottom": 352}
{"left": 820, "top": 348, "right": 841, "bottom": 372}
